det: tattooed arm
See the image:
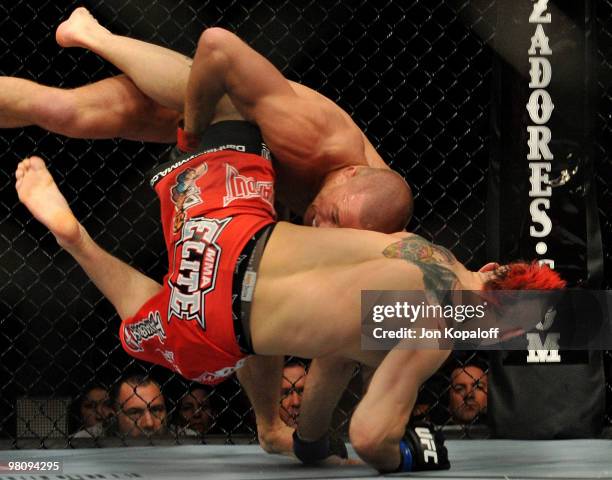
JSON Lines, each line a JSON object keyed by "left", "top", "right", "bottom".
{"left": 382, "top": 234, "right": 459, "bottom": 303}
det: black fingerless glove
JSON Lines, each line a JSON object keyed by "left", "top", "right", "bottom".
{"left": 398, "top": 424, "right": 450, "bottom": 472}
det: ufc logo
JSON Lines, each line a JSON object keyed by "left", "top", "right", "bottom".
{"left": 415, "top": 427, "right": 438, "bottom": 463}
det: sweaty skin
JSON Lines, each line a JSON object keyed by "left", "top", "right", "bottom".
{"left": 16, "top": 154, "right": 558, "bottom": 472}
{"left": 382, "top": 236, "right": 461, "bottom": 297}
{"left": 8, "top": 7, "right": 415, "bottom": 464}
{"left": 50, "top": 7, "right": 396, "bottom": 224}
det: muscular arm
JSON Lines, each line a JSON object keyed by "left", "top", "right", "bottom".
{"left": 296, "top": 356, "right": 356, "bottom": 443}
{"left": 288, "top": 81, "right": 388, "bottom": 169}
{"left": 185, "top": 28, "right": 295, "bottom": 130}
{"left": 350, "top": 348, "right": 450, "bottom": 471}
{"left": 236, "top": 356, "right": 294, "bottom": 455}
{"left": 184, "top": 28, "right": 364, "bottom": 169}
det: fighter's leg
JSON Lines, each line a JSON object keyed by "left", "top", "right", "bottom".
{"left": 15, "top": 156, "right": 162, "bottom": 319}
{"left": 0, "top": 75, "right": 178, "bottom": 142}
{"left": 55, "top": 6, "right": 238, "bottom": 122}
{"left": 56, "top": 7, "right": 188, "bottom": 112}
{"left": 348, "top": 349, "right": 449, "bottom": 472}
{"left": 236, "top": 356, "right": 294, "bottom": 455}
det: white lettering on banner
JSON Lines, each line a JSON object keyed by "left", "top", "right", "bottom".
{"left": 528, "top": 24, "right": 553, "bottom": 55}
{"left": 528, "top": 163, "right": 552, "bottom": 197}
{"left": 529, "top": 57, "right": 552, "bottom": 88}
{"left": 526, "top": 333, "right": 561, "bottom": 363}
{"left": 529, "top": 198, "right": 552, "bottom": 237}
{"left": 527, "top": 3, "right": 555, "bottom": 264}
{"left": 527, "top": 0, "right": 559, "bottom": 360}
{"left": 527, "top": 126, "right": 553, "bottom": 160}
{"left": 526, "top": 89, "right": 555, "bottom": 124}
{"left": 529, "top": 0, "right": 552, "bottom": 23}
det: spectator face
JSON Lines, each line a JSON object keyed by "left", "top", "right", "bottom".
{"left": 116, "top": 382, "right": 167, "bottom": 437}
{"left": 80, "top": 387, "right": 113, "bottom": 428}
{"left": 279, "top": 365, "right": 306, "bottom": 428}
{"left": 179, "top": 389, "right": 212, "bottom": 434}
{"left": 449, "top": 366, "right": 487, "bottom": 424}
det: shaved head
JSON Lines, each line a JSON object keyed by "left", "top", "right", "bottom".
{"left": 351, "top": 168, "right": 413, "bottom": 233}
{"left": 304, "top": 166, "right": 413, "bottom": 231}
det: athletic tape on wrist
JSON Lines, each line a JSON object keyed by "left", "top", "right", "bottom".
{"left": 177, "top": 125, "right": 201, "bottom": 152}
{"left": 292, "top": 431, "right": 331, "bottom": 464}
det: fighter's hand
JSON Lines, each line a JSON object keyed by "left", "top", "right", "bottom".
{"left": 293, "top": 431, "right": 351, "bottom": 465}
{"left": 401, "top": 424, "right": 451, "bottom": 471}
{"left": 318, "top": 455, "right": 364, "bottom": 466}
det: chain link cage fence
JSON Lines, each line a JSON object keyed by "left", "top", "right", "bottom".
{"left": 0, "top": 0, "right": 610, "bottom": 447}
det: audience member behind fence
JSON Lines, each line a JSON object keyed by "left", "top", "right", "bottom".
{"left": 449, "top": 364, "right": 488, "bottom": 425}
{"left": 106, "top": 375, "right": 168, "bottom": 438}
{"left": 172, "top": 386, "right": 213, "bottom": 436}
{"left": 71, "top": 384, "right": 114, "bottom": 438}
{"left": 280, "top": 362, "right": 307, "bottom": 428}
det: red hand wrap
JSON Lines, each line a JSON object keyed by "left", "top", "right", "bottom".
{"left": 177, "top": 125, "right": 201, "bottom": 152}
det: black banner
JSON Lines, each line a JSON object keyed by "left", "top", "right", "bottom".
{"left": 487, "top": 0, "right": 605, "bottom": 438}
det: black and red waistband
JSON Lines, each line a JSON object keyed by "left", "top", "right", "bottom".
{"left": 149, "top": 120, "right": 272, "bottom": 189}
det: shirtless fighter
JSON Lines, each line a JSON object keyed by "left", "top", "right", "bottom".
{"left": 15, "top": 150, "right": 563, "bottom": 473}
{"left": 1, "top": 7, "right": 412, "bottom": 456}
{"left": 2, "top": 7, "right": 413, "bottom": 232}
{"left": 15, "top": 23, "right": 565, "bottom": 473}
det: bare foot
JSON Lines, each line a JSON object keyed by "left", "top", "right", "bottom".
{"left": 55, "top": 7, "right": 110, "bottom": 49}
{"left": 16, "top": 156, "right": 82, "bottom": 247}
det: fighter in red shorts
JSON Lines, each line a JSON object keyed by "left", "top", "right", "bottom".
{"left": 16, "top": 145, "right": 564, "bottom": 473}
{"left": 120, "top": 122, "right": 275, "bottom": 385}
{"left": 15, "top": 28, "right": 565, "bottom": 471}
{"left": 0, "top": 8, "right": 414, "bottom": 456}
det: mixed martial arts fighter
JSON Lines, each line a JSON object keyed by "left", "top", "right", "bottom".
{"left": 2, "top": 7, "right": 413, "bottom": 232}
{"left": 0, "top": 7, "right": 414, "bottom": 456}
{"left": 15, "top": 27, "right": 565, "bottom": 473}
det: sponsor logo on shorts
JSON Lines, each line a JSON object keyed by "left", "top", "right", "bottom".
{"left": 155, "top": 348, "right": 185, "bottom": 375}
{"left": 124, "top": 311, "right": 166, "bottom": 352}
{"left": 149, "top": 145, "right": 247, "bottom": 186}
{"left": 170, "top": 163, "right": 209, "bottom": 233}
{"left": 192, "top": 357, "right": 247, "bottom": 384}
{"left": 223, "top": 163, "right": 274, "bottom": 207}
{"left": 168, "top": 216, "right": 231, "bottom": 330}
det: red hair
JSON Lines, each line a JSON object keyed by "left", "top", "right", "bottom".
{"left": 484, "top": 261, "right": 566, "bottom": 290}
